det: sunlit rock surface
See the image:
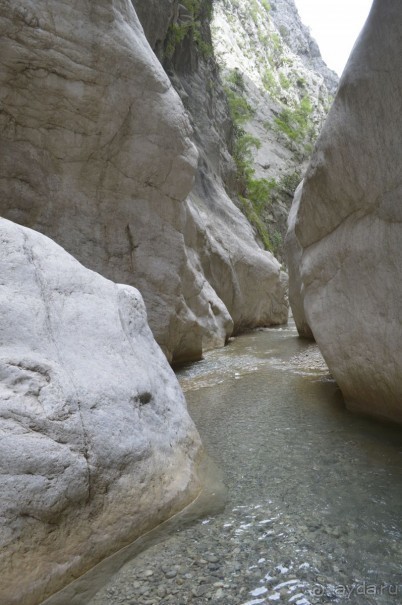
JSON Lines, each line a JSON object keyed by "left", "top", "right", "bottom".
{"left": 287, "top": 0, "right": 402, "bottom": 423}
{"left": 0, "top": 218, "right": 201, "bottom": 605}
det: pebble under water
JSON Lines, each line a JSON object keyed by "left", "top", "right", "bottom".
{"left": 74, "top": 323, "right": 402, "bottom": 604}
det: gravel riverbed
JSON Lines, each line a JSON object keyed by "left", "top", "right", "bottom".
{"left": 86, "top": 325, "right": 402, "bottom": 605}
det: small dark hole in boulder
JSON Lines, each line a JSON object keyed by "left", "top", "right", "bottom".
{"left": 138, "top": 392, "right": 152, "bottom": 406}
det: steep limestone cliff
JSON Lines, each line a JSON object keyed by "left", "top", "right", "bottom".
{"left": 286, "top": 0, "right": 402, "bottom": 424}
{"left": 268, "top": 0, "right": 338, "bottom": 94}
{"left": 0, "top": 218, "right": 201, "bottom": 605}
{"left": 211, "top": 0, "right": 337, "bottom": 260}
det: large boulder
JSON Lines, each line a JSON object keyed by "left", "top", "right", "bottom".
{"left": 287, "top": 0, "right": 402, "bottom": 423}
{"left": 0, "top": 0, "right": 288, "bottom": 364}
{"left": 0, "top": 218, "right": 201, "bottom": 605}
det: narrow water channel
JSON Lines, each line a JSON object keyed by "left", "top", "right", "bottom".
{"left": 54, "top": 322, "right": 402, "bottom": 605}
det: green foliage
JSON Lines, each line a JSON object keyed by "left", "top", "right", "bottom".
{"left": 279, "top": 72, "right": 290, "bottom": 90}
{"left": 164, "top": 0, "right": 213, "bottom": 60}
{"left": 247, "top": 176, "right": 277, "bottom": 211}
{"left": 249, "top": 0, "right": 262, "bottom": 24}
{"left": 181, "top": 0, "right": 201, "bottom": 15}
{"left": 261, "top": 0, "right": 271, "bottom": 12}
{"left": 300, "top": 95, "right": 313, "bottom": 114}
{"left": 323, "top": 94, "right": 334, "bottom": 113}
{"left": 279, "top": 169, "right": 302, "bottom": 193}
{"left": 271, "top": 32, "right": 282, "bottom": 51}
{"left": 279, "top": 24, "right": 289, "bottom": 38}
{"left": 258, "top": 32, "right": 270, "bottom": 46}
{"left": 226, "top": 69, "right": 246, "bottom": 90}
{"left": 192, "top": 25, "right": 214, "bottom": 57}
{"left": 262, "top": 68, "right": 277, "bottom": 95}
{"left": 225, "top": 87, "right": 255, "bottom": 124}
{"left": 179, "top": 0, "right": 212, "bottom": 21}
{"left": 165, "top": 22, "right": 192, "bottom": 59}
{"left": 274, "top": 95, "right": 314, "bottom": 144}
{"left": 232, "top": 129, "right": 261, "bottom": 176}
{"left": 271, "top": 230, "right": 283, "bottom": 252}
{"left": 239, "top": 197, "right": 273, "bottom": 251}
{"left": 223, "top": 70, "right": 292, "bottom": 254}
{"left": 231, "top": 127, "right": 276, "bottom": 252}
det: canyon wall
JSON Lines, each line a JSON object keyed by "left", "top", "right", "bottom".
{"left": 0, "top": 3, "right": 289, "bottom": 598}
{"left": 210, "top": 0, "right": 337, "bottom": 260}
{"left": 0, "top": 0, "right": 288, "bottom": 365}
{"left": 286, "top": 0, "right": 402, "bottom": 424}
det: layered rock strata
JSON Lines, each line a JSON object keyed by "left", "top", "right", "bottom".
{"left": 286, "top": 0, "right": 402, "bottom": 423}
{"left": 0, "top": 218, "right": 201, "bottom": 605}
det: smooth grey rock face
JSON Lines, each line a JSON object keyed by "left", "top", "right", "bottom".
{"left": 287, "top": 0, "right": 402, "bottom": 423}
{"left": 0, "top": 0, "right": 288, "bottom": 363}
{"left": 0, "top": 218, "right": 201, "bottom": 605}
{"left": 285, "top": 182, "right": 313, "bottom": 339}
{"left": 0, "top": 0, "right": 198, "bottom": 363}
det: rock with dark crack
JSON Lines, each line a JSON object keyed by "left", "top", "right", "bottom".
{"left": 287, "top": 0, "right": 402, "bottom": 424}
{"left": 0, "top": 218, "right": 202, "bottom": 605}
{"left": 0, "top": 0, "right": 288, "bottom": 364}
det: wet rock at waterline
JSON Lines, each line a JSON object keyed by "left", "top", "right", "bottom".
{"left": 0, "top": 0, "right": 288, "bottom": 364}
{"left": 287, "top": 0, "right": 402, "bottom": 424}
{"left": 0, "top": 219, "right": 201, "bottom": 605}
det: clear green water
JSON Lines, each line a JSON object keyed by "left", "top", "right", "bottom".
{"left": 46, "top": 322, "right": 402, "bottom": 605}
{"left": 175, "top": 323, "right": 402, "bottom": 603}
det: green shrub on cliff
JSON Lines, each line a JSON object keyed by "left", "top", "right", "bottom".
{"left": 165, "top": 0, "right": 213, "bottom": 60}
{"left": 274, "top": 95, "right": 315, "bottom": 145}
{"left": 225, "top": 88, "right": 255, "bottom": 124}
{"left": 224, "top": 71, "right": 277, "bottom": 251}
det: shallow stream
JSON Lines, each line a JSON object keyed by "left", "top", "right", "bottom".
{"left": 52, "top": 322, "right": 402, "bottom": 605}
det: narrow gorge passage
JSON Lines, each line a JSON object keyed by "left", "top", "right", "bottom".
{"left": 81, "top": 323, "right": 402, "bottom": 605}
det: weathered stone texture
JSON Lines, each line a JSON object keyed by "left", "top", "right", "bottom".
{"left": 0, "top": 0, "right": 288, "bottom": 364}
{"left": 0, "top": 218, "right": 201, "bottom": 605}
{"left": 287, "top": 0, "right": 402, "bottom": 423}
